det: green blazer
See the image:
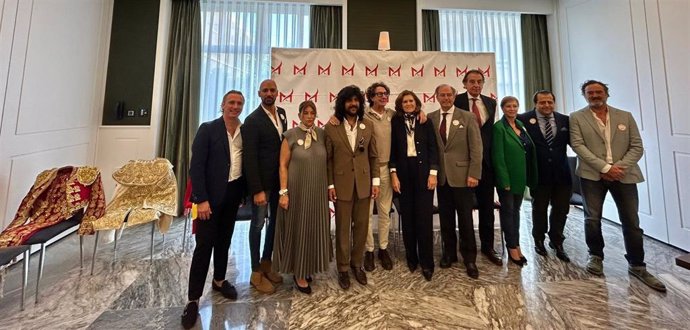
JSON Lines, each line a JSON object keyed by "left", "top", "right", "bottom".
{"left": 492, "top": 117, "right": 538, "bottom": 195}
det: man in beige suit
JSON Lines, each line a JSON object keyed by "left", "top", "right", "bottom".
{"left": 570, "top": 80, "right": 665, "bottom": 292}
{"left": 325, "top": 85, "right": 380, "bottom": 290}
{"left": 429, "top": 84, "right": 483, "bottom": 279}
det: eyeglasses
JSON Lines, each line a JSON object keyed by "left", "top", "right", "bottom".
{"left": 374, "top": 92, "right": 390, "bottom": 97}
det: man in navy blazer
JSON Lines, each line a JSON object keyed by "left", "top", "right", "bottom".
{"left": 241, "top": 79, "right": 288, "bottom": 294}
{"left": 517, "top": 91, "right": 572, "bottom": 262}
{"left": 183, "top": 90, "right": 247, "bottom": 329}
{"left": 454, "top": 69, "right": 502, "bottom": 266}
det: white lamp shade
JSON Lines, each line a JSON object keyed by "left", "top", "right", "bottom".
{"left": 378, "top": 31, "right": 390, "bottom": 51}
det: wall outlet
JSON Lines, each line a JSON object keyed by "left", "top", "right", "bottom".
{"left": 139, "top": 108, "right": 149, "bottom": 117}
{"left": 126, "top": 110, "right": 135, "bottom": 117}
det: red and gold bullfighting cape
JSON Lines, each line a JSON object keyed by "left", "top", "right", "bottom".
{"left": 0, "top": 166, "right": 106, "bottom": 247}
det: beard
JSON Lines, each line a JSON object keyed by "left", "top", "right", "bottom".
{"left": 262, "top": 97, "right": 275, "bottom": 106}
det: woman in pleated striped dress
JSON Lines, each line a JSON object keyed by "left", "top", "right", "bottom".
{"left": 273, "top": 101, "right": 331, "bottom": 294}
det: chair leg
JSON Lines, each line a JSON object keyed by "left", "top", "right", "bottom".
{"left": 182, "top": 215, "right": 189, "bottom": 247}
{"left": 91, "top": 231, "right": 100, "bottom": 276}
{"left": 21, "top": 250, "right": 29, "bottom": 311}
{"left": 79, "top": 235, "right": 84, "bottom": 269}
{"left": 150, "top": 222, "right": 155, "bottom": 263}
{"left": 35, "top": 243, "right": 46, "bottom": 304}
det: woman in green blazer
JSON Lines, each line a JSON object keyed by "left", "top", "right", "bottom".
{"left": 492, "top": 96, "right": 538, "bottom": 267}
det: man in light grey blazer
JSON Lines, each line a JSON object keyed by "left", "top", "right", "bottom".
{"left": 430, "top": 84, "right": 483, "bottom": 279}
{"left": 570, "top": 80, "right": 665, "bottom": 292}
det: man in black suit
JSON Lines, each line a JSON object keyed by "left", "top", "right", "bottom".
{"left": 517, "top": 91, "right": 572, "bottom": 262}
{"left": 453, "top": 69, "right": 502, "bottom": 266}
{"left": 182, "top": 90, "right": 246, "bottom": 329}
{"left": 242, "top": 79, "right": 287, "bottom": 294}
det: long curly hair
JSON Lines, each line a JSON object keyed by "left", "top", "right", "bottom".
{"left": 334, "top": 85, "right": 365, "bottom": 122}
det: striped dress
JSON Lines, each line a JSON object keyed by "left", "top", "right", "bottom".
{"left": 273, "top": 127, "right": 332, "bottom": 278}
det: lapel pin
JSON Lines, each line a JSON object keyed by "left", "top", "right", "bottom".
{"left": 297, "top": 139, "right": 304, "bottom": 146}
{"left": 452, "top": 120, "right": 460, "bottom": 126}
{"left": 618, "top": 124, "right": 626, "bottom": 131}
{"left": 560, "top": 127, "right": 568, "bottom": 131}
{"left": 279, "top": 113, "right": 285, "bottom": 121}
{"left": 359, "top": 123, "right": 366, "bottom": 129}
{"left": 459, "top": 124, "right": 464, "bottom": 128}
{"left": 529, "top": 118, "right": 537, "bottom": 124}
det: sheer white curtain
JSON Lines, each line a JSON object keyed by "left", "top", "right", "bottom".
{"left": 199, "top": 0, "right": 310, "bottom": 122}
{"left": 439, "top": 10, "right": 524, "bottom": 106}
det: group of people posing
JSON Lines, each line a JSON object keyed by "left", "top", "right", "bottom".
{"left": 180, "top": 70, "right": 667, "bottom": 329}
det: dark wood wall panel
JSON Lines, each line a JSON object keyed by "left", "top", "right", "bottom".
{"left": 347, "top": 0, "right": 417, "bottom": 51}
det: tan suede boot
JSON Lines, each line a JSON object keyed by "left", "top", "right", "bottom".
{"left": 250, "top": 271, "right": 275, "bottom": 294}
{"left": 260, "top": 260, "right": 283, "bottom": 284}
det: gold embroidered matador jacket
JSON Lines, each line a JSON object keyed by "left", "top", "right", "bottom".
{"left": 0, "top": 166, "right": 105, "bottom": 247}
{"left": 91, "top": 158, "right": 178, "bottom": 233}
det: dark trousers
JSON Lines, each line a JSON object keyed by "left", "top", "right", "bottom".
{"left": 531, "top": 184, "right": 571, "bottom": 245}
{"left": 438, "top": 183, "right": 477, "bottom": 264}
{"left": 580, "top": 178, "right": 645, "bottom": 266}
{"left": 188, "top": 179, "right": 243, "bottom": 300}
{"left": 497, "top": 189, "right": 523, "bottom": 249}
{"left": 249, "top": 189, "right": 279, "bottom": 270}
{"left": 398, "top": 157, "right": 435, "bottom": 271}
{"left": 475, "top": 169, "right": 496, "bottom": 251}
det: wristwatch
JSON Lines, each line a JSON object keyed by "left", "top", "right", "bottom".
{"left": 279, "top": 188, "right": 288, "bottom": 196}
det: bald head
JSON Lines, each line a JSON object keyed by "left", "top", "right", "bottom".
{"left": 258, "top": 79, "right": 278, "bottom": 107}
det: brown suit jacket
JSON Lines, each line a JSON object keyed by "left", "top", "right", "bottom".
{"left": 325, "top": 118, "right": 380, "bottom": 201}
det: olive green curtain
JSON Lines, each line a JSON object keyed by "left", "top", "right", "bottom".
{"left": 158, "top": 0, "right": 201, "bottom": 214}
{"left": 521, "top": 14, "right": 552, "bottom": 109}
{"left": 422, "top": 10, "right": 440, "bottom": 51}
{"left": 310, "top": 5, "right": 342, "bottom": 48}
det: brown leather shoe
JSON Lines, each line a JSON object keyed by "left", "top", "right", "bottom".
{"left": 378, "top": 249, "right": 393, "bottom": 270}
{"left": 351, "top": 266, "right": 367, "bottom": 285}
{"left": 250, "top": 271, "right": 275, "bottom": 294}
{"left": 364, "top": 251, "right": 375, "bottom": 271}
{"left": 260, "top": 260, "right": 283, "bottom": 284}
{"left": 338, "top": 271, "right": 350, "bottom": 290}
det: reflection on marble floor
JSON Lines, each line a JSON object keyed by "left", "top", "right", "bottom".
{"left": 1, "top": 205, "right": 689, "bottom": 329}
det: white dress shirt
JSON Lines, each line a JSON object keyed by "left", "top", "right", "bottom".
{"left": 227, "top": 124, "right": 243, "bottom": 181}
{"left": 468, "top": 94, "right": 489, "bottom": 125}
{"left": 590, "top": 108, "right": 613, "bottom": 173}
{"left": 261, "top": 104, "right": 283, "bottom": 137}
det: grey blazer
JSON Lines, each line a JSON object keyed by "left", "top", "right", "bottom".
{"left": 429, "top": 107, "right": 483, "bottom": 187}
{"left": 569, "top": 105, "right": 644, "bottom": 184}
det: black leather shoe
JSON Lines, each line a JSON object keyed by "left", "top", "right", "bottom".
{"left": 509, "top": 256, "right": 525, "bottom": 267}
{"left": 378, "top": 249, "right": 393, "bottom": 270}
{"left": 181, "top": 301, "right": 199, "bottom": 329}
{"left": 338, "top": 271, "right": 350, "bottom": 290}
{"left": 465, "top": 263, "right": 479, "bottom": 279}
{"left": 407, "top": 261, "right": 418, "bottom": 273}
{"left": 422, "top": 269, "right": 433, "bottom": 281}
{"left": 439, "top": 255, "right": 456, "bottom": 268}
{"left": 482, "top": 249, "right": 503, "bottom": 266}
{"left": 549, "top": 242, "right": 571, "bottom": 262}
{"left": 212, "top": 280, "right": 238, "bottom": 300}
{"left": 364, "top": 251, "right": 375, "bottom": 271}
{"left": 293, "top": 276, "right": 312, "bottom": 295}
{"left": 534, "top": 240, "right": 548, "bottom": 256}
{"left": 351, "top": 266, "right": 368, "bottom": 285}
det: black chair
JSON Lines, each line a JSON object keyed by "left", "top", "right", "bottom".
{"left": 23, "top": 211, "right": 83, "bottom": 304}
{"left": 568, "top": 156, "right": 583, "bottom": 206}
{"left": 0, "top": 245, "right": 30, "bottom": 310}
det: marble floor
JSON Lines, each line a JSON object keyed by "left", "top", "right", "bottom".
{"left": 0, "top": 204, "right": 689, "bottom": 329}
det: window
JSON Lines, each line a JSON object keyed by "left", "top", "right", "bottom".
{"left": 439, "top": 9, "right": 524, "bottom": 105}
{"left": 200, "top": 0, "right": 310, "bottom": 122}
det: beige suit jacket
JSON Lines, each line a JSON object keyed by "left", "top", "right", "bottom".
{"left": 569, "top": 105, "right": 644, "bottom": 184}
{"left": 429, "top": 107, "right": 483, "bottom": 187}
{"left": 325, "top": 118, "right": 380, "bottom": 201}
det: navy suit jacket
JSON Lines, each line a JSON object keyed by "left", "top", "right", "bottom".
{"left": 189, "top": 117, "right": 246, "bottom": 208}
{"left": 517, "top": 110, "right": 572, "bottom": 186}
{"left": 454, "top": 92, "right": 496, "bottom": 173}
{"left": 389, "top": 114, "right": 439, "bottom": 190}
{"left": 241, "top": 105, "right": 288, "bottom": 195}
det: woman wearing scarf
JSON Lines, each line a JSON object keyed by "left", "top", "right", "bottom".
{"left": 389, "top": 90, "right": 440, "bottom": 281}
{"left": 273, "top": 100, "right": 331, "bottom": 294}
{"left": 492, "top": 96, "right": 538, "bottom": 267}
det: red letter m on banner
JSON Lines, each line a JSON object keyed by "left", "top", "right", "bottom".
{"left": 271, "top": 62, "right": 283, "bottom": 75}
{"left": 329, "top": 92, "right": 337, "bottom": 102}
{"left": 479, "top": 65, "right": 491, "bottom": 78}
{"left": 318, "top": 63, "right": 331, "bottom": 76}
{"left": 423, "top": 93, "right": 436, "bottom": 103}
{"left": 341, "top": 64, "right": 355, "bottom": 76}
{"left": 388, "top": 65, "right": 401, "bottom": 77}
{"left": 279, "top": 90, "right": 294, "bottom": 103}
{"left": 456, "top": 66, "right": 468, "bottom": 77}
{"left": 305, "top": 90, "right": 318, "bottom": 102}
{"left": 411, "top": 65, "right": 424, "bottom": 77}
{"left": 293, "top": 63, "right": 307, "bottom": 75}
{"left": 434, "top": 65, "right": 446, "bottom": 77}
{"left": 365, "top": 65, "right": 378, "bottom": 76}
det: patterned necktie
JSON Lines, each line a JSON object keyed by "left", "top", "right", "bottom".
{"left": 471, "top": 98, "right": 482, "bottom": 127}
{"left": 439, "top": 112, "right": 448, "bottom": 144}
{"left": 543, "top": 116, "right": 554, "bottom": 145}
